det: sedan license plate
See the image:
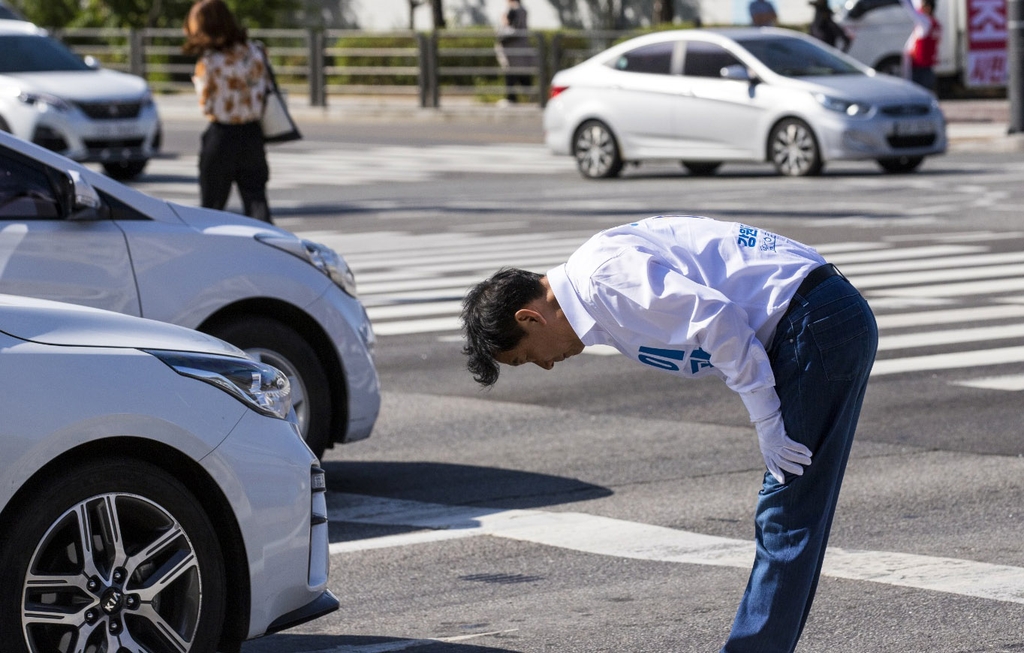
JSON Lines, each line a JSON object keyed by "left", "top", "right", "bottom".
{"left": 92, "top": 121, "right": 142, "bottom": 138}
{"left": 891, "top": 119, "right": 934, "bottom": 137}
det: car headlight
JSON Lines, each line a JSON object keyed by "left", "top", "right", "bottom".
{"left": 814, "top": 93, "right": 872, "bottom": 118}
{"left": 17, "top": 90, "right": 72, "bottom": 112}
{"left": 146, "top": 350, "right": 292, "bottom": 420}
{"left": 255, "top": 234, "right": 358, "bottom": 297}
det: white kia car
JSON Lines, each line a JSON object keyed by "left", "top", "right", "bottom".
{"left": 544, "top": 27, "right": 946, "bottom": 178}
{"left": 0, "top": 129, "right": 380, "bottom": 459}
{"left": 0, "top": 19, "right": 161, "bottom": 179}
{"left": 0, "top": 294, "right": 335, "bottom": 652}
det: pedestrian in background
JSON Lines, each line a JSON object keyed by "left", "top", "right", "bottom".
{"left": 495, "top": 0, "right": 531, "bottom": 105}
{"left": 749, "top": 0, "right": 778, "bottom": 26}
{"left": 809, "top": 0, "right": 852, "bottom": 52}
{"left": 901, "top": 0, "right": 942, "bottom": 94}
{"left": 461, "top": 215, "right": 877, "bottom": 653}
{"left": 183, "top": 0, "right": 273, "bottom": 223}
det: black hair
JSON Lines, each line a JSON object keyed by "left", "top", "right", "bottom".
{"left": 460, "top": 268, "right": 545, "bottom": 386}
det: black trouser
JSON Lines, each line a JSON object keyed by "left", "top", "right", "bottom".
{"left": 199, "top": 121, "right": 271, "bottom": 223}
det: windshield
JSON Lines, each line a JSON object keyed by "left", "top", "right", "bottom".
{"left": 736, "top": 36, "right": 863, "bottom": 77}
{"left": 0, "top": 34, "right": 92, "bottom": 73}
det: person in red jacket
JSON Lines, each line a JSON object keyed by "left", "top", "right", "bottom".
{"left": 902, "top": 0, "right": 941, "bottom": 93}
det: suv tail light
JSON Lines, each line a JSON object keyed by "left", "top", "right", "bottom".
{"left": 549, "top": 85, "right": 568, "bottom": 100}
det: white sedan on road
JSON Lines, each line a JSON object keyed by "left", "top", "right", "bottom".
{"left": 0, "top": 130, "right": 380, "bottom": 459}
{"left": 0, "top": 294, "right": 335, "bottom": 652}
{"left": 544, "top": 27, "right": 946, "bottom": 178}
{"left": 0, "top": 19, "right": 162, "bottom": 180}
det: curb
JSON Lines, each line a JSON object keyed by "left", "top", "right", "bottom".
{"left": 155, "top": 94, "right": 1022, "bottom": 149}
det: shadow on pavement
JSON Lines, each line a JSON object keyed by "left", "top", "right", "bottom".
{"left": 241, "top": 633, "right": 520, "bottom": 652}
{"left": 323, "top": 460, "right": 612, "bottom": 513}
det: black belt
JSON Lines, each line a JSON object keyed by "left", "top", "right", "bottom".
{"left": 793, "top": 263, "right": 844, "bottom": 300}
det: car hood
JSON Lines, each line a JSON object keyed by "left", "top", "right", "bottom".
{"left": 791, "top": 73, "right": 939, "bottom": 107}
{"left": 0, "top": 69, "right": 149, "bottom": 102}
{"left": 0, "top": 294, "right": 244, "bottom": 355}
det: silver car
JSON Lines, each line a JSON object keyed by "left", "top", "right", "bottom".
{"left": 0, "top": 130, "right": 380, "bottom": 459}
{"left": 544, "top": 27, "right": 947, "bottom": 178}
{"left": 0, "top": 19, "right": 161, "bottom": 180}
{"left": 0, "top": 293, "right": 335, "bottom": 651}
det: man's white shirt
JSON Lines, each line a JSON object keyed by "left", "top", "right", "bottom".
{"left": 546, "top": 216, "right": 825, "bottom": 422}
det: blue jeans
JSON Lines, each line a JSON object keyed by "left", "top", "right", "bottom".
{"left": 722, "top": 273, "right": 878, "bottom": 653}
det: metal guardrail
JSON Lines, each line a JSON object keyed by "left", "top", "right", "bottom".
{"left": 53, "top": 27, "right": 639, "bottom": 109}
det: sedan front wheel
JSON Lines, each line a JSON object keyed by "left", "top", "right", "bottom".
{"left": 769, "top": 118, "right": 823, "bottom": 177}
{"left": 0, "top": 458, "right": 226, "bottom": 653}
{"left": 573, "top": 120, "right": 623, "bottom": 179}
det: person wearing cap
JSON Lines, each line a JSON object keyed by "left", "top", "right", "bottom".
{"left": 460, "top": 215, "right": 878, "bottom": 652}
{"left": 749, "top": 0, "right": 778, "bottom": 26}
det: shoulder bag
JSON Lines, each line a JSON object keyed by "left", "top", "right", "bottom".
{"left": 256, "top": 43, "right": 302, "bottom": 143}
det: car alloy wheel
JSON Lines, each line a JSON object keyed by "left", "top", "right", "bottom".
{"left": 0, "top": 458, "right": 225, "bottom": 653}
{"left": 769, "top": 118, "right": 823, "bottom": 177}
{"left": 209, "top": 316, "right": 333, "bottom": 459}
{"left": 573, "top": 120, "right": 623, "bottom": 179}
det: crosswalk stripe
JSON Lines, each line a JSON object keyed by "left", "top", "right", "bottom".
{"left": 840, "top": 251, "right": 1024, "bottom": 276}
{"left": 868, "top": 277, "right": 1024, "bottom": 298}
{"left": 872, "top": 346, "right": 1024, "bottom": 376}
{"left": 877, "top": 323, "right": 1024, "bottom": 351}
{"left": 951, "top": 374, "right": 1024, "bottom": 391}
{"left": 327, "top": 493, "right": 1024, "bottom": 606}
{"left": 850, "top": 263, "right": 1024, "bottom": 289}
{"left": 874, "top": 305, "right": 1024, "bottom": 329}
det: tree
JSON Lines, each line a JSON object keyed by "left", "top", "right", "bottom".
{"left": 429, "top": 0, "right": 446, "bottom": 29}
{"left": 8, "top": 0, "right": 78, "bottom": 27}
{"left": 653, "top": 0, "right": 674, "bottom": 25}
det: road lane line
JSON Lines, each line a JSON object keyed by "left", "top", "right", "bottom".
{"left": 328, "top": 493, "right": 1024, "bottom": 605}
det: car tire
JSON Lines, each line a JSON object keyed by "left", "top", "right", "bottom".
{"left": 0, "top": 457, "right": 226, "bottom": 653}
{"left": 876, "top": 155, "right": 924, "bottom": 174}
{"left": 573, "top": 120, "right": 623, "bottom": 179}
{"left": 682, "top": 161, "right": 722, "bottom": 176}
{"left": 874, "top": 56, "right": 903, "bottom": 77}
{"left": 209, "top": 316, "right": 333, "bottom": 459}
{"left": 102, "top": 159, "right": 148, "bottom": 180}
{"left": 769, "top": 118, "right": 823, "bottom": 177}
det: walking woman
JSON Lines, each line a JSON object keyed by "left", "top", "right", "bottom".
{"left": 183, "top": 0, "right": 272, "bottom": 223}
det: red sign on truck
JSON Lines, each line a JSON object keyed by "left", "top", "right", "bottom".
{"left": 966, "top": 0, "right": 1008, "bottom": 87}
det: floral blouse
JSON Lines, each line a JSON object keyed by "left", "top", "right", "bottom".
{"left": 192, "top": 41, "right": 269, "bottom": 124}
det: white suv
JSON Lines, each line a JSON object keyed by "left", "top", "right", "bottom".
{"left": 0, "top": 19, "right": 161, "bottom": 179}
{"left": 0, "top": 130, "right": 380, "bottom": 458}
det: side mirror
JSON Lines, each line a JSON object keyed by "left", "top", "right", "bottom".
{"left": 66, "top": 170, "right": 108, "bottom": 221}
{"left": 721, "top": 64, "right": 755, "bottom": 82}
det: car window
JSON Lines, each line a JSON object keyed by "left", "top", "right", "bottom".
{"left": 736, "top": 36, "right": 863, "bottom": 77}
{"left": 0, "top": 151, "right": 63, "bottom": 219}
{"left": 681, "top": 41, "right": 742, "bottom": 78}
{"left": 844, "top": 0, "right": 901, "bottom": 20}
{"left": 0, "top": 34, "right": 93, "bottom": 74}
{"left": 609, "top": 41, "right": 675, "bottom": 75}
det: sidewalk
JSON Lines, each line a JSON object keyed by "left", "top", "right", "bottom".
{"left": 155, "top": 94, "right": 1022, "bottom": 151}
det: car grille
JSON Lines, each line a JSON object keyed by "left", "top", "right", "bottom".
{"left": 887, "top": 134, "right": 937, "bottom": 148}
{"left": 880, "top": 104, "right": 932, "bottom": 117}
{"left": 77, "top": 101, "right": 143, "bottom": 120}
{"left": 83, "top": 138, "right": 146, "bottom": 161}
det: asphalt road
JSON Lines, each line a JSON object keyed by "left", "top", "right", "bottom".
{"left": 142, "top": 117, "right": 1024, "bottom": 653}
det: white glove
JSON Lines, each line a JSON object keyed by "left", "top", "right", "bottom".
{"left": 754, "top": 411, "right": 813, "bottom": 484}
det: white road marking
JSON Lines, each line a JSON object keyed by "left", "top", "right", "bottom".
{"left": 951, "top": 374, "right": 1024, "bottom": 391}
{"left": 873, "top": 305, "right": 1024, "bottom": 329}
{"left": 877, "top": 323, "right": 1024, "bottom": 351}
{"left": 328, "top": 494, "right": 1024, "bottom": 605}
{"left": 302, "top": 630, "right": 519, "bottom": 653}
{"left": 871, "top": 345, "right": 1024, "bottom": 375}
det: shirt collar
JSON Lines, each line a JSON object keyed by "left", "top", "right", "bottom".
{"left": 546, "top": 264, "right": 602, "bottom": 345}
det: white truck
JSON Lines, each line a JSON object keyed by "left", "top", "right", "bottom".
{"left": 836, "top": 0, "right": 1009, "bottom": 89}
